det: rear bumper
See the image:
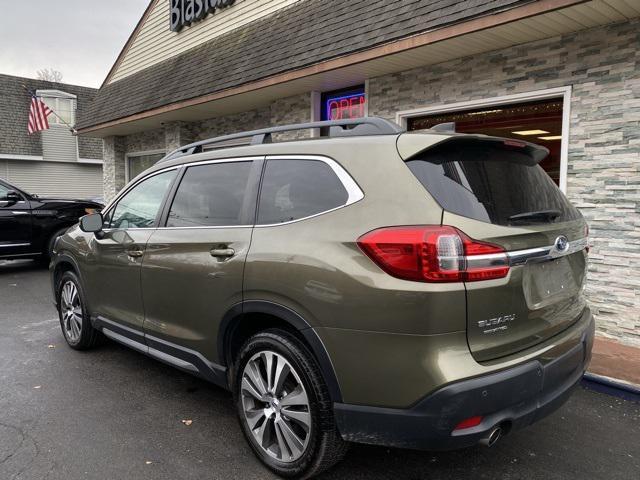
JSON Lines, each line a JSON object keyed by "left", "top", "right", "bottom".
{"left": 334, "top": 310, "right": 595, "bottom": 450}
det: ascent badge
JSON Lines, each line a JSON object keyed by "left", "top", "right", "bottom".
{"left": 478, "top": 314, "right": 516, "bottom": 334}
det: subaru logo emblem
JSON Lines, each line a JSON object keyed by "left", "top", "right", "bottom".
{"left": 554, "top": 235, "right": 569, "bottom": 253}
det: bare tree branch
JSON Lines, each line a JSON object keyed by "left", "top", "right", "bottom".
{"left": 36, "top": 68, "right": 63, "bottom": 83}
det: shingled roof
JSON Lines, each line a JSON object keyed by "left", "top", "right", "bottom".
{"left": 78, "top": 0, "right": 528, "bottom": 130}
{"left": 0, "top": 74, "right": 101, "bottom": 158}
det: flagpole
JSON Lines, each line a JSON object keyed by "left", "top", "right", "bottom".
{"left": 22, "top": 84, "right": 78, "bottom": 134}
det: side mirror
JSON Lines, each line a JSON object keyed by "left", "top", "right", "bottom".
{"left": 80, "top": 212, "right": 104, "bottom": 233}
{"left": 2, "top": 190, "right": 21, "bottom": 203}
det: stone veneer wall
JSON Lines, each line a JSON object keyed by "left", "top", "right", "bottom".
{"left": 102, "top": 93, "right": 312, "bottom": 199}
{"left": 102, "top": 136, "right": 126, "bottom": 201}
{"left": 102, "top": 20, "right": 639, "bottom": 346}
{"left": 368, "top": 19, "right": 640, "bottom": 346}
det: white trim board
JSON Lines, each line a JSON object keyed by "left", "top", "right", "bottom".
{"left": 395, "top": 87, "right": 572, "bottom": 193}
{"left": 0, "top": 154, "right": 43, "bottom": 161}
{"left": 35, "top": 89, "right": 77, "bottom": 99}
{"left": 0, "top": 154, "right": 103, "bottom": 166}
{"left": 78, "top": 159, "right": 104, "bottom": 165}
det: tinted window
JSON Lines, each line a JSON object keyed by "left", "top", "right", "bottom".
{"left": 109, "top": 170, "right": 176, "bottom": 229}
{"left": 167, "top": 161, "right": 253, "bottom": 227}
{"left": 406, "top": 141, "right": 581, "bottom": 226}
{"left": 257, "top": 159, "right": 349, "bottom": 225}
{"left": 0, "top": 183, "right": 10, "bottom": 199}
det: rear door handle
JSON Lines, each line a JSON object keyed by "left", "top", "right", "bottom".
{"left": 210, "top": 248, "right": 235, "bottom": 258}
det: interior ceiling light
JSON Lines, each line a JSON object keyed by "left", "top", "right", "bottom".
{"left": 538, "top": 135, "right": 562, "bottom": 140}
{"left": 467, "top": 109, "right": 503, "bottom": 116}
{"left": 512, "top": 129, "right": 549, "bottom": 136}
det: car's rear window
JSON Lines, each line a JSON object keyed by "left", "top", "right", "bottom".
{"left": 406, "top": 139, "right": 581, "bottom": 226}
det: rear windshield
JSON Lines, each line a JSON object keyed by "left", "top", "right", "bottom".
{"left": 406, "top": 139, "right": 581, "bottom": 226}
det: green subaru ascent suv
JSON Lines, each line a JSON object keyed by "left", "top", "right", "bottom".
{"left": 51, "top": 118, "right": 594, "bottom": 478}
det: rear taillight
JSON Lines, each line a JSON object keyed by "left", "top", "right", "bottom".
{"left": 357, "top": 226, "right": 509, "bottom": 283}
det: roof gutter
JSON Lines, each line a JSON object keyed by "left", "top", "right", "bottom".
{"left": 77, "top": 0, "right": 587, "bottom": 135}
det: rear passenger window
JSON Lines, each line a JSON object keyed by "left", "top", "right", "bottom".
{"left": 257, "top": 159, "right": 348, "bottom": 225}
{"left": 167, "top": 161, "right": 253, "bottom": 227}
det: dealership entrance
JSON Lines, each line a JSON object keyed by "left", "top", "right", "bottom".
{"left": 405, "top": 96, "right": 565, "bottom": 186}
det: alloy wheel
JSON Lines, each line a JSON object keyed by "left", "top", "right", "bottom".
{"left": 240, "top": 350, "right": 312, "bottom": 463}
{"left": 60, "top": 280, "right": 83, "bottom": 343}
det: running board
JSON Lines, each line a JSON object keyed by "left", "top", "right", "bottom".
{"left": 94, "top": 316, "right": 228, "bottom": 388}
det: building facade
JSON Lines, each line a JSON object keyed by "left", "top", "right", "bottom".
{"left": 77, "top": 0, "right": 640, "bottom": 347}
{"left": 0, "top": 74, "right": 103, "bottom": 198}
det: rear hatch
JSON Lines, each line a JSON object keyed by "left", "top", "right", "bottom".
{"left": 402, "top": 135, "right": 588, "bottom": 362}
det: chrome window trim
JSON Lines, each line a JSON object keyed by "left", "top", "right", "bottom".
{"left": 101, "top": 154, "right": 362, "bottom": 231}
{"left": 156, "top": 225, "right": 254, "bottom": 230}
{"left": 0, "top": 243, "right": 31, "bottom": 248}
{"left": 103, "top": 156, "right": 263, "bottom": 232}
{"left": 180, "top": 155, "right": 263, "bottom": 169}
{"left": 255, "top": 154, "right": 364, "bottom": 228}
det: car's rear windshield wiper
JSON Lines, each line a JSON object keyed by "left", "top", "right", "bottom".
{"left": 508, "top": 209, "right": 561, "bottom": 223}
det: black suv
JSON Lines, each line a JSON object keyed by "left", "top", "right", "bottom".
{"left": 0, "top": 178, "right": 102, "bottom": 262}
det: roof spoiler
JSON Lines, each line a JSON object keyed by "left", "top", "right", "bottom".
{"left": 398, "top": 134, "right": 549, "bottom": 165}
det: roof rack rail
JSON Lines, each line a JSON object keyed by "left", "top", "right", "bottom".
{"left": 161, "top": 117, "right": 404, "bottom": 162}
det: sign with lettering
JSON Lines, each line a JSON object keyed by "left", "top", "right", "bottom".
{"left": 170, "top": 0, "right": 236, "bottom": 32}
{"left": 321, "top": 86, "right": 367, "bottom": 121}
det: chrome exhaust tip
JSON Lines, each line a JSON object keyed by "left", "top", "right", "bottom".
{"left": 479, "top": 426, "right": 502, "bottom": 447}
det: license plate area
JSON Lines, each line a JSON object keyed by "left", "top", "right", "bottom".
{"left": 523, "top": 256, "right": 579, "bottom": 309}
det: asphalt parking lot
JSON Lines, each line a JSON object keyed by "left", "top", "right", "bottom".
{"left": 1, "top": 259, "right": 639, "bottom": 480}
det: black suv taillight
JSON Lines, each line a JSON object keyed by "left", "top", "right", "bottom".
{"left": 357, "top": 226, "right": 509, "bottom": 283}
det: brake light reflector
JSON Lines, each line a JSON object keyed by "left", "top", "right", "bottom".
{"left": 357, "top": 226, "right": 509, "bottom": 283}
{"left": 454, "top": 416, "right": 483, "bottom": 431}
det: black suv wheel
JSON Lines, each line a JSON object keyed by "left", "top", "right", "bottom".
{"left": 234, "top": 330, "right": 347, "bottom": 478}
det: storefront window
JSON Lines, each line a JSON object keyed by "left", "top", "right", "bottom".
{"left": 127, "top": 152, "right": 166, "bottom": 180}
{"left": 321, "top": 86, "right": 366, "bottom": 121}
{"left": 407, "top": 99, "right": 563, "bottom": 185}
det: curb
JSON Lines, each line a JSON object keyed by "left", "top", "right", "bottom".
{"left": 582, "top": 372, "right": 640, "bottom": 403}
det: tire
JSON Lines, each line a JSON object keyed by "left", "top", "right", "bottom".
{"left": 56, "top": 270, "right": 102, "bottom": 350}
{"left": 234, "top": 330, "right": 348, "bottom": 479}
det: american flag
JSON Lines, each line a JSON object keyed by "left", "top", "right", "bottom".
{"left": 28, "top": 94, "right": 53, "bottom": 135}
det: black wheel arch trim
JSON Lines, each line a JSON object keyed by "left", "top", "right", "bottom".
{"left": 51, "top": 253, "right": 84, "bottom": 307}
{"left": 219, "top": 300, "right": 343, "bottom": 403}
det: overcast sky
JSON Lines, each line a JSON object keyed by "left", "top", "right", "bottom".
{"left": 0, "top": 0, "right": 150, "bottom": 87}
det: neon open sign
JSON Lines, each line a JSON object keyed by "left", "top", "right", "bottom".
{"left": 326, "top": 92, "right": 366, "bottom": 120}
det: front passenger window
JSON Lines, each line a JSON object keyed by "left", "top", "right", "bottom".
{"left": 109, "top": 170, "right": 176, "bottom": 229}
